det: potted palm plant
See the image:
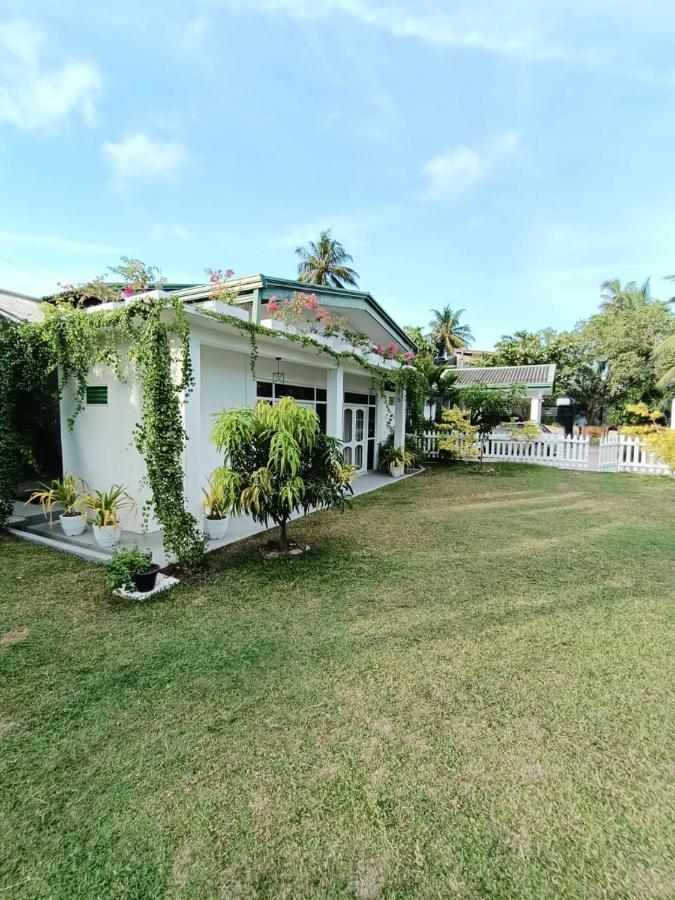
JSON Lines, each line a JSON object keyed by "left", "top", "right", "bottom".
{"left": 202, "top": 470, "right": 238, "bottom": 540}
{"left": 379, "top": 444, "right": 415, "bottom": 478}
{"left": 29, "top": 474, "right": 88, "bottom": 536}
{"left": 104, "top": 547, "right": 160, "bottom": 594}
{"left": 84, "top": 484, "right": 136, "bottom": 549}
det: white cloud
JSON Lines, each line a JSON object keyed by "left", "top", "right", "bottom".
{"left": 0, "top": 20, "right": 101, "bottom": 131}
{"left": 222, "top": 0, "right": 583, "bottom": 62}
{"left": 421, "top": 132, "right": 519, "bottom": 201}
{"left": 150, "top": 223, "right": 190, "bottom": 240}
{"left": 102, "top": 133, "right": 189, "bottom": 182}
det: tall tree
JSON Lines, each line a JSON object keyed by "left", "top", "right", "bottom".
{"left": 459, "top": 383, "right": 524, "bottom": 464}
{"left": 599, "top": 278, "right": 651, "bottom": 310}
{"left": 295, "top": 230, "right": 359, "bottom": 289}
{"left": 405, "top": 326, "right": 458, "bottom": 422}
{"left": 428, "top": 306, "right": 474, "bottom": 359}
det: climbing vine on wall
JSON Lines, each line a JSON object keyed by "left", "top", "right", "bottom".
{"left": 0, "top": 293, "right": 205, "bottom": 567}
{"left": 0, "top": 323, "right": 54, "bottom": 522}
{"left": 1, "top": 261, "right": 427, "bottom": 556}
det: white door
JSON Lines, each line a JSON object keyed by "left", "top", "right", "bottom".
{"left": 342, "top": 404, "right": 368, "bottom": 472}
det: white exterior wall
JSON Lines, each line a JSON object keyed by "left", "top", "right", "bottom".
{"left": 254, "top": 357, "right": 329, "bottom": 390}
{"left": 59, "top": 360, "right": 153, "bottom": 533}
{"left": 198, "top": 345, "right": 250, "bottom": 490}
{"left": 343, "top": 372, "right": 375, "bottom": 394}
{"left": 58, "top": 314, "right": 407, "bottom": 537}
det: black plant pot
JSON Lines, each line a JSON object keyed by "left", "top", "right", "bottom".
{"left": 132, "top": 565, "right": 160, "bottom": 593}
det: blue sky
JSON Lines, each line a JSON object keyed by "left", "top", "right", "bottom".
{"left": 1, "top": 1, "right": 674, "bottom": 347}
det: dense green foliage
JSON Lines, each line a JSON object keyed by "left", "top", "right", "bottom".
{"left": 0, "top": 323, "right": 54, "bottom": 522}
{"left": 458, "top": 383, "right": 525, "bottom": 462}
{"left": 481, "top": 280, "right": 675, "bottom": 422}
{"left": 1, "top": 466, "right": 673, "bottom": 896}
{"left": 404, "top": 325, "right": 458, "bottom": 424}
{"left": 211, "top": 397, "right": 353, "bottom": 550}
{"left": 0, "top": 294, "right": 205, "bottom": 566}
{"left": 104, "top": 546, "right": 153, "bottom": 592}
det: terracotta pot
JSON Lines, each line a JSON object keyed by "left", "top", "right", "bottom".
{"left": 204, "top": 516, "right": 230, "bottom": 540}
{"left": 60, "top": 513, "right": 86, "bottom": 537}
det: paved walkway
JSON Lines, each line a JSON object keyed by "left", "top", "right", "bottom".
{"left": 9, "top": 469, "right": 422, "bottom": 565}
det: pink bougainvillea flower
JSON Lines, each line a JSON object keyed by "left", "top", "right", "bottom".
{"left": 388, "top": 342, "right": 399, "bottom": 354}
{"left": 267, "top": 297, "right": 279, "bottom": 313}
{"left": 374, "top": 343, "right": 385, "bottom": 355}
{"left": 405, "top": 351, "right": 415, "bottom": 362}
{"left": 225, "top": 269, "right": 235, "bottom": 278}
{"left": 316, "top": 307, "right": 327, "bottom": 319}
{"left": 122, "top": 287, "right": 135, "bottom": 298}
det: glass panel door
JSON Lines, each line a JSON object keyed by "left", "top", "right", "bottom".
{"left": 342, "top": 404, "right": 368, "bottom": 473}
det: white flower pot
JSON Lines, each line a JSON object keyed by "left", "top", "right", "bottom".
{"left": 390, "top": 464, "right": 405, "bottom": 478}
{"left": 204, "top": 516, "right": 230, "bottom": 540}
{"left": 60, "top": 513, "right": 86, "bottom": 537}
{"left": 92, "top": 523, "right": 122, "bottom": 549}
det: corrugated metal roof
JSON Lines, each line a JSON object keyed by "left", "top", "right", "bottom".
{"left": 452, "top": 364, "right": 556, "bottom": 388}
{"left": 0, "top": 290, "right": 44, "bottom": 324}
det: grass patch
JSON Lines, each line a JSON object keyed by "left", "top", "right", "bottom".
{"left": 1, "top": 465, "right": 674, "bottom": 898}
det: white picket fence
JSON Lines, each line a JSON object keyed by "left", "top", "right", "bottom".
{"left": 415, "top": 430, "right": 672, "bottom": 477}
{"left": 598, "top": 433, "right": 671, "bottom": 476}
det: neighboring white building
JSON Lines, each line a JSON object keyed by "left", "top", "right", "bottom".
{"left": 441, "top": 363, "right": 557, "bottom": 423}
{"left": 58, "top": 275, "right": 414, "bottom": 534}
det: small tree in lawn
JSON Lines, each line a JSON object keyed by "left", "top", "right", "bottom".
{"left": 211, "top": 397, "right": 353, "bottom": 553}
{"left": 459, "top": 383, "right": 525, "bottom": 463}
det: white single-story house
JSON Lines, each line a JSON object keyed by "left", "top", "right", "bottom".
{"left": 56, "top": 275, "right": 414, "bottom": 534}
{"left": 441, "top": 363, "right": 557, "bottom": 422}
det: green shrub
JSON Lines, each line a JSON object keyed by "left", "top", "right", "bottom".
{"left": 104, "top": 547, "right": 153, "bottom": 592}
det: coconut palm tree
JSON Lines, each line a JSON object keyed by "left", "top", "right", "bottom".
{"left": 295, "top": 230, "right": 359, "bottom": 289}
{"left": 428, "top": 306, "right": 474, "bottom": 359}
{"left": 600, "top": 278, "right": 651, "bottom": 310}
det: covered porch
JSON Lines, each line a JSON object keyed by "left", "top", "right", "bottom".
{"left": 8, "top": 468, "right": 422, "bottom": 566}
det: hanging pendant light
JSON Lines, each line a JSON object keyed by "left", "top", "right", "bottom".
{"left": 272, "top": 357, "right": 285, "bottom": 384}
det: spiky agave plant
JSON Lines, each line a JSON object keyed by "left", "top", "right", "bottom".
{"left": 211, "top": 397, "right": 353, "bottom": 551}
{"left": 29, "top": 473, "right": 88, "bottom": 523}
{"left": 84, "top": 484, "right": 137, "bottom": 527}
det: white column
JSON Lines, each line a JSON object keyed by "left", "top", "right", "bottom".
{"left": 671, "top": 398, "right": 675, "bottom": 429}
{"left": 183, "top": 335, "right": 203, "bottom": 522}
{"left": 326, "top": 365, "right": 344, "bottom": 439}
{"left": 530, "top": 394, "right": 543, "bottom": 424}
{"left": 394, "top": 387, "right": 407, "bottom": 448}
{"left": 244, "top": 365, "right": 257, "bottom": 409}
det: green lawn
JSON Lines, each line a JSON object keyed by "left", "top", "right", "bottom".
{"left": 1, "top": 465, "right": 674, "bottom": 899}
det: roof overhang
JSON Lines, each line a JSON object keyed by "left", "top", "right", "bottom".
{"left": 449, "top": 363, "right": 557, "bottom": 393}
{"left": 172, "top": 275, "right": 416, "bottom": 353}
